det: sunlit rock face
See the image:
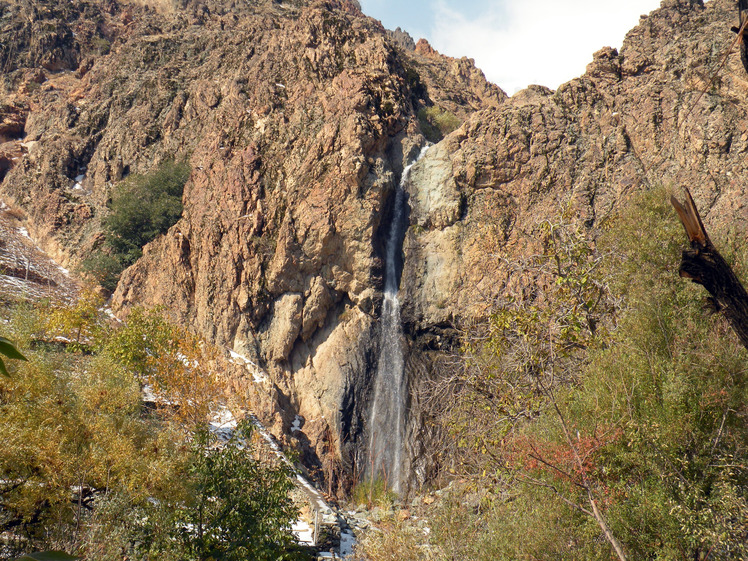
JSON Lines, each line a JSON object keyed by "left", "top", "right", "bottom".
{"left": 5, "top": 0, "right": 748, "bottom": 496}
{"left": 0, "top": 0, "right": 505, "bottom": 495}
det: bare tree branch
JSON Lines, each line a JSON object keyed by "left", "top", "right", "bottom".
{"left": 671, "top": 188, "right": 748, "bottom": 350}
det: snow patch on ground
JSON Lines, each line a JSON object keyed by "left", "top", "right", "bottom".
{"left": 175, "top": 351, "right": 198, "bottom": 368}
{"left": 228, "top": 349, "right": 268, "bottom": 383}
{"left": 70, "top": 174, "right": 86, "bottom": 191}
{"left": 141, "top": 384, "right": 176, "bottom": 406}
{"left": 209, "top": 405, "right": 239, "bottom": 443}
{"left": 101, "top": 308, "right": 121, "bottom": 323}
{"left": 292, "top": 521, "right": 314, "bottom": 546}
{"left": 340, "top": 529, "right": 355, "bottom": 557}
{"left": 17, "top": 227, "right": 30, "bottom": 239}
{"left": 210, "top": 405, "right": 238, "bottom": 430}
{"left": 0, "top": 276, "right": 47, "bottom": 299}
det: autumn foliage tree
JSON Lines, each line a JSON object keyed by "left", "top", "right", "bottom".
{"left": 0, "top": 298, "right": 307, "bottom": 560}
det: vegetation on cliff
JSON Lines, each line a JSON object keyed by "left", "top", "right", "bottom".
{"left": 357, "top": 191, "right": 748, "bottom": 560}
{"left": 0, "top": 299, "right": 307, "bottom": 560}
{"left": 82, "top": 160, "right": 190, "bottom": 292}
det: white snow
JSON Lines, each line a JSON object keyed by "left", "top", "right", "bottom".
{"left": 101, "top": 308, "right": 121, "bottom": 323}
{"left": 72, "top": 174, "right": 86, "bottom": 191}
{"left": 340, "top": 529, "right": 355, "bottom": 557}
{"left": 0, "top": 275, "right": 47, "bottom": 298}
{"left": 209, "top": 406, "right": 238, "bottom": 443}
{"left": 142, "top": 384, "right": 176, "bottom": 406}
{"left": 292, "top": 521, "right": 314, "bottom": 546}
{"left": 228, "top": 349, "right": 245, "bottom": 362}
{"left": 175, "top": 351, "right": 198, "bottom": 368}
{"left": 228, "top": 349, "right": 268, "bottom": 383}
{"left": 17, "top": 227, "right": 30, "bottom": 239}
{"left": 210, "top": 405, "right": 238, "bottom": 430}
{"left": 291, "top": 414, "right": 302, "bottom": 433}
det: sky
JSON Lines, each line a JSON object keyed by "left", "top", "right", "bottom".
{"left": 359, "top": 0, "right": 664, "bottom": 94}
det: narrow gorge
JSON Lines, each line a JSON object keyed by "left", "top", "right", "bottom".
{"left": 368, "top": 145, "right": 428, "bottom": 493}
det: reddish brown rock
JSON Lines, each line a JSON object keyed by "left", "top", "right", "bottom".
{"left": 415, "top": 38, "right": 438, "bottom": 57}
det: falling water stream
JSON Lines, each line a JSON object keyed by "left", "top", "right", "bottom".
{"left": 368, "top": 145, "right": 429, "bottom": 493}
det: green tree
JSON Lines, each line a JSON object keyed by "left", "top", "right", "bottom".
{"left": 105, "top": 159, "right": 189, "bottom": 259}
{"left": 82, "top": 159, "right": 190, "bottom": 292}
{"left": 178, "top": 422, "right": 304, "bottom": 561}
{"left": 0, "top": 301, "right": 306, "bottom": 560}
{"left": 404, "top": 190, "right": 748, "bottom": 560}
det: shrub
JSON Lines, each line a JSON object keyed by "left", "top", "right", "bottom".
{"left": 106, "top": 159, "right": 189, "bottom": 256}
{"left": 177, "top": 423, "right": 303, "bottom": 561}
{"left": 417, "top": 106, "right": 461, "bottom": 142}
{"left": 407, "top": 189, "right": 748, "bottom": 559}
{"left": 0, "top": 300, "right": 307, "bottom": 560}
{"left": 102, "top": 306, "right": 222, "bottom": 428}
{"left": 90, "top": 36, "right": 111, "bottom": 55}
{"left": 82, "top": 159, "right": 190, "bottom": 292}
{"left": 351, "top": 477, "right": 397, "bottom": 509}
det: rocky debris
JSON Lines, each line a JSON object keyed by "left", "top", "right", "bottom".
{"left": 0, "top": 200, "right": 78, "bottom": 303}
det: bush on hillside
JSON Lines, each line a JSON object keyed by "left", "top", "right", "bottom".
{"left": 358, "top": 190, "right": 748, "bottom": 560}
{"left": 82, "top": 159, "right": 190, "bottom": 292}
{"left": 0, "top": 298, "right": 308, "bottom": 560}
{"left": 417, "top": 106, "right": 461, "bottom": 142}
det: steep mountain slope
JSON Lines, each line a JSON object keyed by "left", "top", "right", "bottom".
{"left": 398, "top": 0, "right": 748, "bottom": 484}
{"left": 0, "top": 0, "right": 503, "bottom": 493}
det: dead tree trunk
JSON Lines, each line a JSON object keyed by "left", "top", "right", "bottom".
{"left": 671, "top": 188, "right": 748, "bottom": 350}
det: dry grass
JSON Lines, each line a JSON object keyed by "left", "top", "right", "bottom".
{"left": 120, "top": 0, "right": 177, "bottom": 14}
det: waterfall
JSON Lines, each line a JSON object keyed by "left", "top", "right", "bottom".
{"left": 368, "top": 145, "right": 429, "bottom": 493}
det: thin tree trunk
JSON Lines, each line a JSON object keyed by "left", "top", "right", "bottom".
{"left": 550, "top": 399, "right": 628, "bottom": 561}
{"left": 671, "top": 188, "right": 748, "bottom": 351}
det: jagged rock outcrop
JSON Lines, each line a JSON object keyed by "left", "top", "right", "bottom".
{"left": 402, "top": 0, "right": 748, "bottom": 339}
{"left": 0, "top": 0, "right": 503, "bottom": 494}
{"left": 4, "top": 0, "right": 748, "bottom": 495}
{"left": 398, "top": 0, "right": 748, "bottom": 485}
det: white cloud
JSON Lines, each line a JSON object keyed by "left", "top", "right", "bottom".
{"left": 429, "top": 0, "right": 662, "bottom": 94}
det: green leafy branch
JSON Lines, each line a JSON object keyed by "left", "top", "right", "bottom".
{"left": 0, "top": 335, "right": 27, "bottom": 377}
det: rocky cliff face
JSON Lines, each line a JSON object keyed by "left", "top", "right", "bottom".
{"left": 398, "top": 0, "right": 748, "bottom": 484}
{"left": 401, "top": 0, "right": 748, "bottom": 334}
{"left": 0, "top": 0, "right": 504, "bottom": 494}
{"left": 3, "top": 0, "right": 747, "bottom": 495}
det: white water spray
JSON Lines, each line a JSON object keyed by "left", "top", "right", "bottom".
{"left": 368, "top": 145, "right": 429, "bottom": 493}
